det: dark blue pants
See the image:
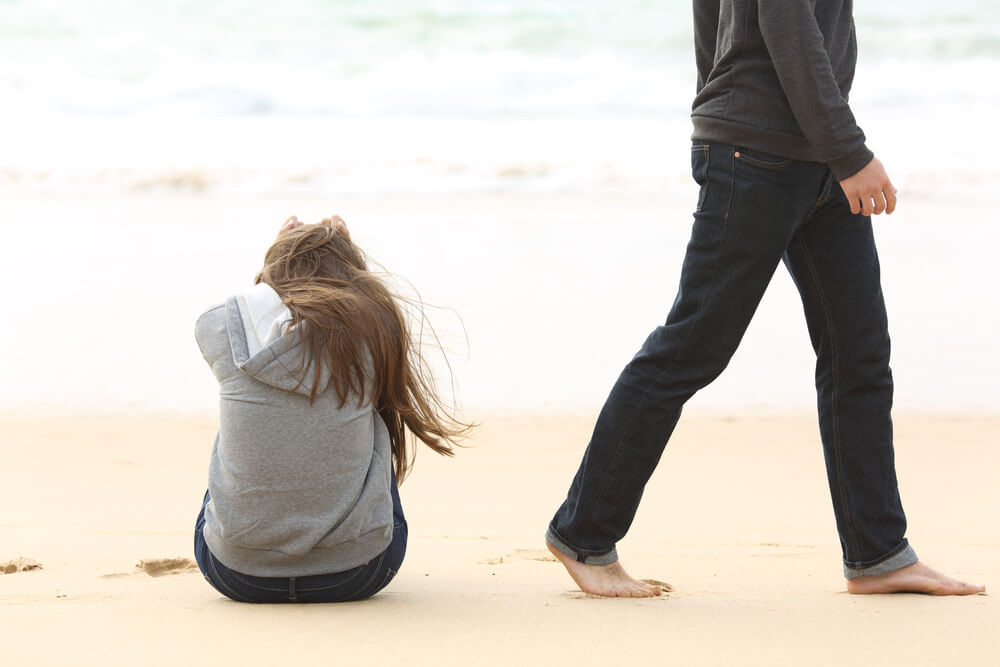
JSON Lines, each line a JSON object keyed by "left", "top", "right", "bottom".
{"left": 547, "top": 142, "right": 916, "bottom": 579}
{"left": 194, "top": 477, "right": 407, "bottom": 602}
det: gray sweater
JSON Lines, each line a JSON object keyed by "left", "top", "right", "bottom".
{"left": 195, "top": 284, "right": 394, "bottom": 577}
{"left": 692, "top": 0, "right": 873, "bottom": 180}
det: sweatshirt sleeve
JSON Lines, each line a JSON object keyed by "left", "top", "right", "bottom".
{"left": 693, "top": 0, "right": 721, "bottom": 93}
{"left": 757, "top": 0, "right": 873, "bottom": 180}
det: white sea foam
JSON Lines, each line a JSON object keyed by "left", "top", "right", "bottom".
{"left": 2, "top": 1, "right": 997, "bottom": 414}
{"left": 2, "top": 1, "right": 998, "bottom": 197}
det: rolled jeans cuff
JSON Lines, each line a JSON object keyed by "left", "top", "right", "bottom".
{"left": 843, "top": 541, "right": 918, "bottom": 580}
{"left": 545, "top": 527, "right": 618, "bottom": 566}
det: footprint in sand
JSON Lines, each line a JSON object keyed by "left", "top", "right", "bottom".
{"left": 101, "top": 557, "right": 199, "bottom": 579}
{"left": 1, "top": 557, "right": 42, "bottom": 575}
{"left": 478, "top": 549, "right": 559, "bottom": 565}
{"left": 642, "top": 578, "right": 673, "bottom": 592}
{"left": 513, "top": 549, "right": 558, "bottom": 562}
{"left": 137, "top": 558, "right": 199, "bottom": 577}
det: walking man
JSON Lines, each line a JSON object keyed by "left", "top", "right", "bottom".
{"left": 545, "top": 0, "right": 985, "bottom": 597}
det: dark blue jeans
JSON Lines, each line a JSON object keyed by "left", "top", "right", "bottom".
{"left": 547, "top": 141, "right": 917, "bottom": 579}
{"left": 194, "top": 477, "right": 407, "bottom": 602}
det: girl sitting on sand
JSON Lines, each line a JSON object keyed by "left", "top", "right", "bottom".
{"left": 193, "top": 215, "right": 468, "bottom": 602}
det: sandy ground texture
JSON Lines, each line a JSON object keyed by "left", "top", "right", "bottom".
{"left": 0, "top": 412, "right": 996, "bottom": 666}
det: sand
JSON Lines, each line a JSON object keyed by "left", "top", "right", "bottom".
{"left": 1, "top": 411, "right": 996, "bottom": 666}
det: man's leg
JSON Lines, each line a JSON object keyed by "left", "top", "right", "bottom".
{"left": 547, "top": 144, "right": 828, "bottom": 596}
{"left": 783, "top": 182, "right": 984, "bottom": 595}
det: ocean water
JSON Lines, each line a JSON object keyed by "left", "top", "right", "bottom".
{"left": 2, "top": 0, "right": 998, "bottom": 195}
{"left": 2, "top": 2, "right": 998, "bottom": 416}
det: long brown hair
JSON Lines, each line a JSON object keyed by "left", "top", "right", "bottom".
{"left": 255, "top": 222, "right": 470, "bottom": 481}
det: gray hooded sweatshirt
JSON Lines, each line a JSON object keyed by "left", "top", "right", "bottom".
{"left": 195, "top": 283, "right": 394, "bottom": 577}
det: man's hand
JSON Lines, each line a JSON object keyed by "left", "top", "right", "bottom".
{"left": 838, "top": 157, "right": 898, "bottom": 216}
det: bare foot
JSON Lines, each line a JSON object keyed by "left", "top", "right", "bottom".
{"left": 847, "top": 561, "right": 985, "bottom": 595}
{"left": 545, "top": 540, "right": 662, "bottom": 598}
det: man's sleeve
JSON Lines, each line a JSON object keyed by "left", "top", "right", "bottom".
{"left": 693, "top": 0, "right": 721, "bottom": 93}
{"left": 758, "top": 0, "right": 873, "bottom": 180}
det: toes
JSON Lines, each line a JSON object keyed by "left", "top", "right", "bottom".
{"left": 935, "top": 578, "right": 983, "bottom": 596}
{"left": 626, "top": 584, "right": 660, "bottom": 598}
{"left": 959, "top": 582, "right": 986, "bottom": 595}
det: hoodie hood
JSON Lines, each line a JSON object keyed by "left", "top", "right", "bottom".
{"left": 225, "top": 283, "right": 332, "bottom": 396}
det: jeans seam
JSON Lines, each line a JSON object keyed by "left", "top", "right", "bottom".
{"left": 788, "top": 171, "right": 834, "bottom": 236}
{"left": 844, "top": 538, "right": 911, "bottom": 570}
{"left": 585, "top": 364, "right": 672, "bottom": 533}
{"left": 345, "top": 552, "right": 387, "bottom": 601}
{"left": 229, "top": 571, "right": 301, "bottom": 593}
{"left": 793, "top": 236, "right": 860, "bottom": 557}
{"left": 734, "top": 152, "right": 793, "bottom": 169}
{"left": 296, "top": 565, "right": 368, "bottom": 593}
{"left": 207, "top": 554, "right": 253, "bottom": 602}
{"left": 547, "top": 525, "right": 613, "bottom": 560}
{"left": 817, "top": 172, "right": 834, "bottom": 207}
{"left": 693, "top": 144, "right": 710, "bottom": 212}
{"left": 723, "top": 147, "right": 735, "bottom": 220}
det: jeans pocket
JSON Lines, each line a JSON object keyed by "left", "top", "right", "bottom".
{"left": 345, "top": 553, "right": 389, "bottom": 602}
{"left": 733, "top": 147, "right": 794, "bottom": 169}
{"left": 205, "top": 556, "right": 257, "bottom": 603}
{"left": 691, "top": 143, "right": 710, "bottom": 212}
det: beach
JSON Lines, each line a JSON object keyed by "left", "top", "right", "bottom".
{"left": 2, "top": 190, "right": 999, "bottom": 664}
{"left": 3, "top": 1, "right": 999, "bottom": 663}
{"left": 1, "top": 411, "right": 996, "bottom": 666}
